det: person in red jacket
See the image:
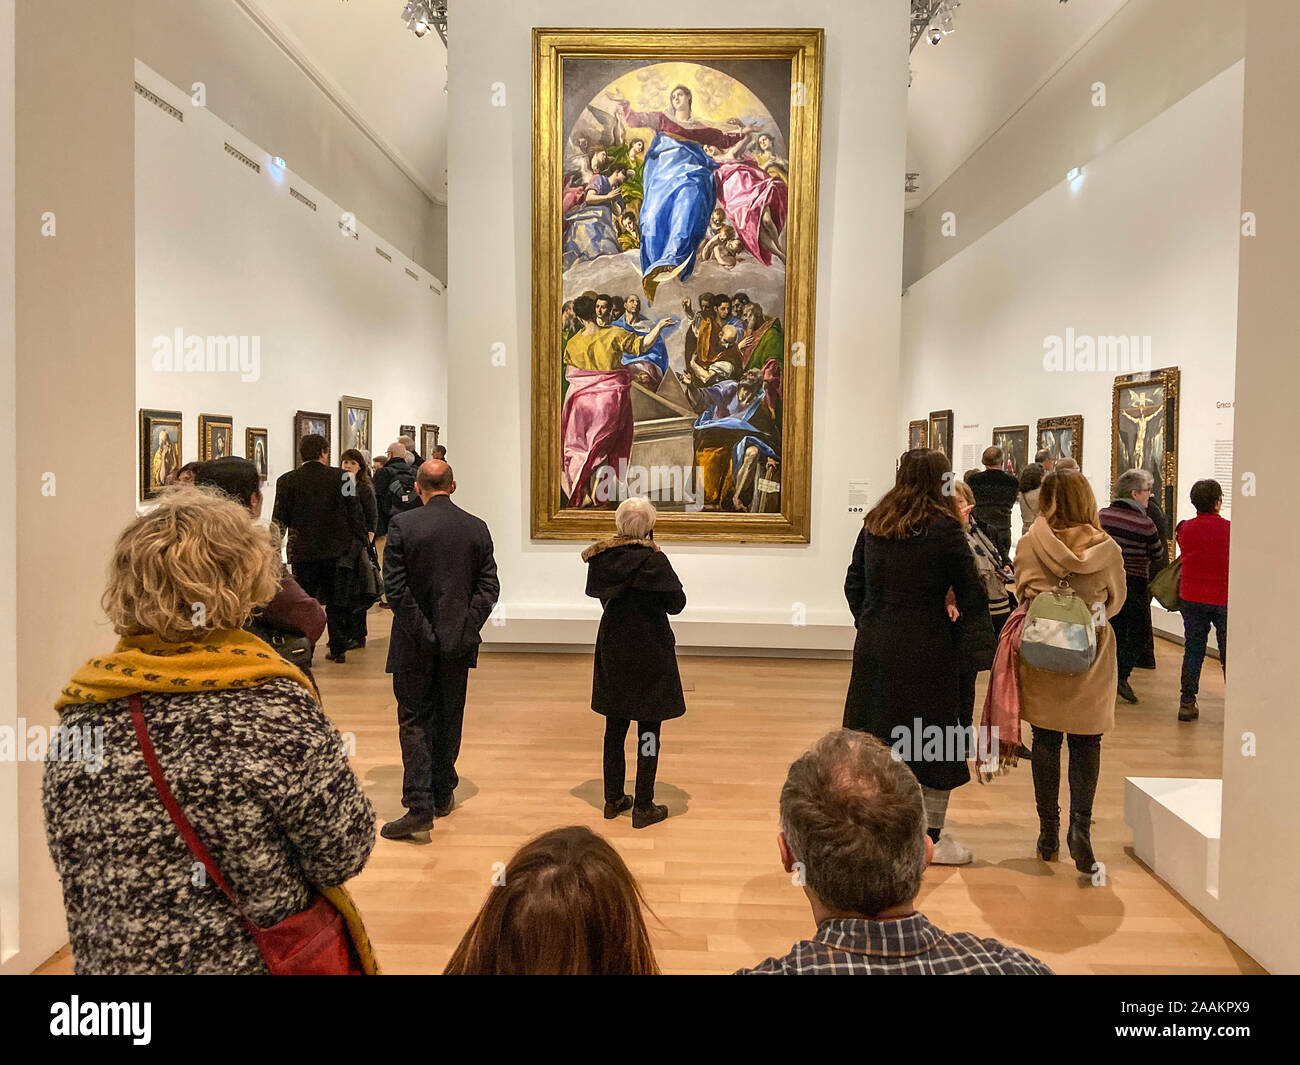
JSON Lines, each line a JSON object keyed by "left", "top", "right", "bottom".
{"left": 1175, "top": 479, "right": 1230, "bottom": 721}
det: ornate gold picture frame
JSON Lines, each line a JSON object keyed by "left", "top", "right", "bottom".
{"left": 1036, "top": 414, "right": 1083, "bottom": 467}
{"left": 531, "top": 28, "right": 823, "bottom": 542}
{"left": 908, "top": 419, "right": 928, "bottom": 451}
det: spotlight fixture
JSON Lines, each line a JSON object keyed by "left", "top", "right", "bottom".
{"left": 401, "top": 1, "right": 447, "bottom": 46}
{"left": 910, "top": 0, "right": 960, "bottom": 52}
{"left": 1067, "top": 166, "right": 1082, "bottom": 181}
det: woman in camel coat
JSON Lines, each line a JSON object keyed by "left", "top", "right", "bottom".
{"left": 1013, "top": 470, "right": 1126, "bottom": 874}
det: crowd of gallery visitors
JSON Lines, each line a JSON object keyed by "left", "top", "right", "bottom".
{"left": 39, "top": 438, "right": 1228, "bottom": 974}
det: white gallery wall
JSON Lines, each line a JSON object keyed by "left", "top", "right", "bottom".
{"left": 134, "top": 61, "right": 447, "bottom": 519}
{"left": 900, "top": 62, "right": 1244, "bottom": 638}
{"left": 449, "top": 0, "right": 908, "bottom": 653}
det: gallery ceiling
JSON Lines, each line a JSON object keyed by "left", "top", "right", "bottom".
{"left": 238, "top": 0, "right": 448, "bottom": 204}
{"left": 906, "top": 0, "right": 1130, "bottom": 211}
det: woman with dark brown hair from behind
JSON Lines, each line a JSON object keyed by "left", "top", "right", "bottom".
{"left": 444, "top": 826, "right": 660, "bottom": 974}
{"left": 842, "top": 448, "right": 992, "bottom": 867}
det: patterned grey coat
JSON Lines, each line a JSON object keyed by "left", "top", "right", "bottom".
{"left": 43, "top": 677, "right": 376, "bottom": 974}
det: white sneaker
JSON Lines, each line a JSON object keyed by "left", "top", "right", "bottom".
{"left": 931, "top": 835, "right": 973, "bottom": 866}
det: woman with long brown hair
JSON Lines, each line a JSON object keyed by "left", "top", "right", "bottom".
{"left": 1014, "top": 470, "right": 1125, "bottom": 871}
{"left": 444, "top": 826, "right": 659, "bottom": 974}
{"left": 842, "top": 449, "right": 992, "bottom": 866}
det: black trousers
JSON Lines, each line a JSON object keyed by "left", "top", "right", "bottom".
{"left": 344, "top": 606, "right": 369, "bottom": 645}
{"left": 1030, "top": 726, "right": 1101, "bottom": 822}
{"left": 1111, "top": 574, "right": 1150, "bottom": 682}
{"left": 602, "top": 718, "right": 661, "bottom": 806}
{"left": 291, "top": 557, "right": 348, "bottom": 656}
{"left": 393, "top": 657, "right": 471, "bottom": 817}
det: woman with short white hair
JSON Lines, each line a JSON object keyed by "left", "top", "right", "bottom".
{"left": 1099, "top": 467, "right": 1167, "bottom": 703}
{"left": 581, "top": 497, "right": 687, "bottom": 828}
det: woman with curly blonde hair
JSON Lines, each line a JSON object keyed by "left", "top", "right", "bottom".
{"left": 44, "top": 487, "right": 376, "bottom": 974}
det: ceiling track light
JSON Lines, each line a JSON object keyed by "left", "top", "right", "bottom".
{"left": 401, "top": 0, "right": 447, "bottom": 46}
{"left": 909, "top": 0, "right": 959, "bottom": 53}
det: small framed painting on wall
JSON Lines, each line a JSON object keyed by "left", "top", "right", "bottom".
{"left": 246, "top": 427, "right": 268, "bottom": 480}
{"left": 294, "top": 410, "right": 331, "bottom": 466}
{"left": 198, "top": 414, "right": 234, "bottom": 462}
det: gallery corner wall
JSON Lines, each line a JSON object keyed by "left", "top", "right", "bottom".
{"left": 1216, "top": 0, "right": 1300, "bottom": 976}
{"left": 448, "top": 0, "right": 909, "bottom": 652}
{"left": 133, "top": 61, "right": 448, "bottom": 521}
{"left": 900, "top": 61, "right": 1245, "bottom": 641}
{"left": 5, "top": 1, "right": 135, "bottom": 974}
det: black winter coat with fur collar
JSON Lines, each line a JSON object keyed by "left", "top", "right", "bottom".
{"left": 582, "top": 537, "right": 687, "bottom": 721}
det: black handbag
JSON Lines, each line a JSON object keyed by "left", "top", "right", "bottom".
{"left": 245, "top": 617, "right": 314, "bottom": 670}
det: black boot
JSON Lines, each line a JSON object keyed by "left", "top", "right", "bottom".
{"left": 1036, "top": 813, "right": 1060, "bottom": 862}
{"left": 632, "top": 803, "right": 668, "bottom": 829}
{"left": 1067, "top": 813, "right": 1095, "bottom": 873}
{"left": 603, "top": 794, "right": 633, "bottom": 819}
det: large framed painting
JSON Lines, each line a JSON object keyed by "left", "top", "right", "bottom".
{"left": 421, "top": 423, "right": 441, "bottom": 459}
{"left": 531, "top": 28, "right": 824, "bottom": 542}
{"left": 340, "top": 395, "right": 372, "bottom": 457}
{"left": 928, "top": 409, "right": 953, "bottom": 461}
{"left": 1037, "top": 414, "right": 1083, "bottom": 467}
{"left": 1112, "top": 367, "right": 1179, "bottom": 558}
{"left": 198, "top": 414, "right": 233, "bottom": 462}
{"left": 139, "top": 408, "right": 182, "bottom": 500}
{"left": 246, "top": 427, "right": 268, "bottom": 481}
{"left": 294, "top": 410, "right": 330, "bottom": 466}
{"left": 991, "top": 424, "right": 1029, "bottom": 478}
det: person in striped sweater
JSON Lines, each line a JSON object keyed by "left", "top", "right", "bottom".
{"left": 1099, "top": 469, "right": 1167, "bottom": 704}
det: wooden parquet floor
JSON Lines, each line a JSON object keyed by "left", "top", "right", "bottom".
{"left": 36, "top": 608, "right": 1262, "bottom": 975}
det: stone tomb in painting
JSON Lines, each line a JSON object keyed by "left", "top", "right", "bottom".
{"left": 628, "top": 370, "right": 697, "bottom": 511}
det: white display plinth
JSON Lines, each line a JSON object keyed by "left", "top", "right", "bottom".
{"left": 1124, "top": 777, "right": 1222, "bottom": 924}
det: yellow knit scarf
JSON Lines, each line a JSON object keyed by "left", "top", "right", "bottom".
{"left": 55, "top": 629, "right": 316, "bottom": 711}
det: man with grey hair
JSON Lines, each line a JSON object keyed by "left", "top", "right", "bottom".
{"left": 1100, "top": 468, "right": 1167, "bottom": 704}
{"left": 399, "top": 435, "right": 422, "bottom": 465}
{"left": 736, "top": 730, "right": 1051, "bottom": 974}
{"left": 380, "top": 459, "right": 499, "bottom": 838}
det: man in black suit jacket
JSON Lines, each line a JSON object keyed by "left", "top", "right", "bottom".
{"left": 271, "top": 434, "right": 369, "bottom": 663}
{"left": 965, "top": 446, "right": 1020, "bottom": 558}
{"left": 381, "top": 459, "right": 500, "bottom": 838}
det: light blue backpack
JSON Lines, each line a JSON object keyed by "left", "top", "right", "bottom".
{"left": 1020, "top": 575, "right": 1097, "bottom": 675}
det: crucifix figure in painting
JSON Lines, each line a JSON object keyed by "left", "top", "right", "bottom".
{"left": 1119, "top": 390, "right": 1163, "bottom": 472}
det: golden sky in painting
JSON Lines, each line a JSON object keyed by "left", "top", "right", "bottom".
{"left": 597, "top": 61, "right": 785, "bottom": 150}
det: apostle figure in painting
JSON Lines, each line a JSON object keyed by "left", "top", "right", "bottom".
{"left": 605, "top": 84, "right": 760, "bottom": 299}
{"left": 562, "top": 295, "right": 677, "bottom": 508}
{"left": 692, "top": 363, "right": 781, "bottom": 511}
{"left": 612, "top": 293, "right": 672, "bottom": 389}
{"left": 151, "top": 428, "right": 179, "bottom": 488}
{"left": 737, "top": 301, "right": 783, "bottom": 373}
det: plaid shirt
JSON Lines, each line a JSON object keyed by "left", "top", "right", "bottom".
{"left": 736, "top": 914, "right": 1053, "bottom": 975}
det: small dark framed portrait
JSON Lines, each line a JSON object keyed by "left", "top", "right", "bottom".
{"left": 399, "top": 424, "right": 416, "bottom": 440}
{"left": 991, "top": 425, "right": 1030, "bottom": 477}
{"left": 198, "top": 414, "right": 234, "bottom": 462}
{"left": 928, "top": 409, "right": 954, "bottom": 460}
{"left": 294, "top": 410, "right": 331, "bottom": 466}
{"left": 908, "top": 419, "right": 928, "bottom": 450}
{"left": 421, "top": 423, "right": 441, "bottom": 459}
{"left": 246, "top": 427, "right": 269, "bottom": 480}
{"left": 140, "top": 408, "right": 183, "bottom": 500}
